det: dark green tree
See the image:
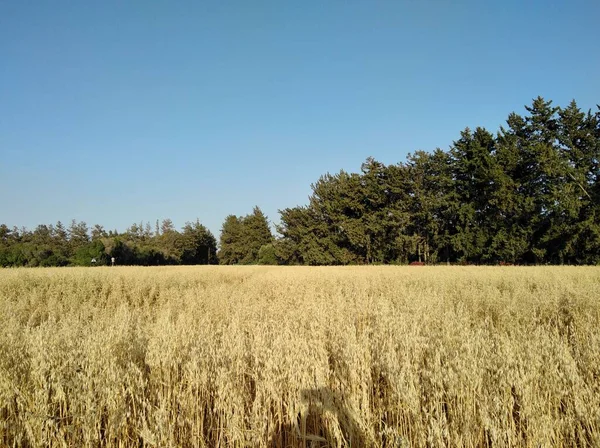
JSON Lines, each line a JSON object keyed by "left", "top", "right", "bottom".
{"left": 72, "top": 240, "right": 108, "bottom": 266}
{"left": 548, "top": 101, "right": 600, "bottom": 263}
{"left": 257, "top": 244, "right": 278, "bottom": 265}
{"left": 68, "top": 220, "right": 90, "bottom": 255}
{"left": 219, "top": 208, "right": 273, "bottom": 265}
{"left": 157, "top": 222, "right": 184, "bottom": 264}
{"left": 181, "top": 220, "right": 218, "bottom": 264}
{"left": 277, "top": 206, "right": 333, "bottom": 265}
{"left": 449, "top": 127, "right": 498, "bottom": 263}
{"left": 239, "top": 207, "right": 273, "bottom": 264}
{"left": 91, "top": 224, "right": 108, "bottom": 241}
{"left": 219, "top": 215, "right": 244, "bottom": 265}
{"left": 404, "top": 150, "right": 455, "bottom": 263}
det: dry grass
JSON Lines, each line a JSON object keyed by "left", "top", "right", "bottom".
{"left": 0, "top": 266, "right": 599, "bottom": 447}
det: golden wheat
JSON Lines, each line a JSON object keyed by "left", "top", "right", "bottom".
{"left": 0, "top": 266, "right": 599, "bottom": 447}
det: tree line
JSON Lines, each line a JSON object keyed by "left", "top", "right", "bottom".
{"left": 271, "top": 97, "right": 600, "bottom": 265}
{"left": 2, "top": 97, "right": 599, "bottom": 267}
{"left": 0, "top": 219, "right": 218, "bottom": 267}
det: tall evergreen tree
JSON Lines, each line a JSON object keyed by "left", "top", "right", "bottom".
{"left": 404, "top": 150, "right": 453, "bottom": 263}
{"left": 157, "top": 220, "right": 184, "bottom": 263}
{"left": 449, "top": 127, "right": 498, "bottom": 263}
{"left": 550, "top": 101, "right": 600, "bottom": 263}
{"left": 219, "top": 215, "right": 244, "bottom": 265}
{"left": 68, "top": 220, "right": 90, "bottom": 248}
{"left": 239, "top": 207, "right": 273, "bottom": 264}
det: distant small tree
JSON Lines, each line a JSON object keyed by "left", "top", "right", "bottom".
{"left": 71, "top": 240, "right": 108, "bottom": 266}
{"left": 68, "top": 220, "right": 90, "bottom": 255}
{"left": 91, "top": 224, "right": 107, "bottom": 241}
{"left": 257, "top": 244, "right": 278, "bottom": 265}
{"left": 161, "top": 219, "right": 175, "bottom": 234}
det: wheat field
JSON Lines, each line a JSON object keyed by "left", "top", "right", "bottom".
{"left": 0, "top": 266, "right": 599, "bottom": 447}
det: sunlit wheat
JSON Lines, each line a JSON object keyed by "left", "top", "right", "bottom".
{"left": 1, "top": 266, "right": 599, "bottom": 447}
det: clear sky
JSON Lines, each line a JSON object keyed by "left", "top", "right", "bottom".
{"left": 1, "top": 1, "right": 599, "bottom": 238}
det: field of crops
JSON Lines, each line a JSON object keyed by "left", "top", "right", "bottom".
{"left": 1, "top": 266, "right": 599, "bottom": 447}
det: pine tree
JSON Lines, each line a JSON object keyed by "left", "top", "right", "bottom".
{"left": 449, "top": 127, "right": 498, "bottom": 263}
{"left": 239, "top": 207, "right": 273, "bottom": 264}
{"left": 219, "top": 215, "right": 244, "bottom": 265}
{"left": 550, "top": 101, "right": 600, "bottom": 263}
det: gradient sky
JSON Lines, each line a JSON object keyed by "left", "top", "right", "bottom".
{"left": 1, "top": 1, "right": 599, "bottom": 238}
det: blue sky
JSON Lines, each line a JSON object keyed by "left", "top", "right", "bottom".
{"left": 1, "top": 1, "right": 599, "bottom": 238}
